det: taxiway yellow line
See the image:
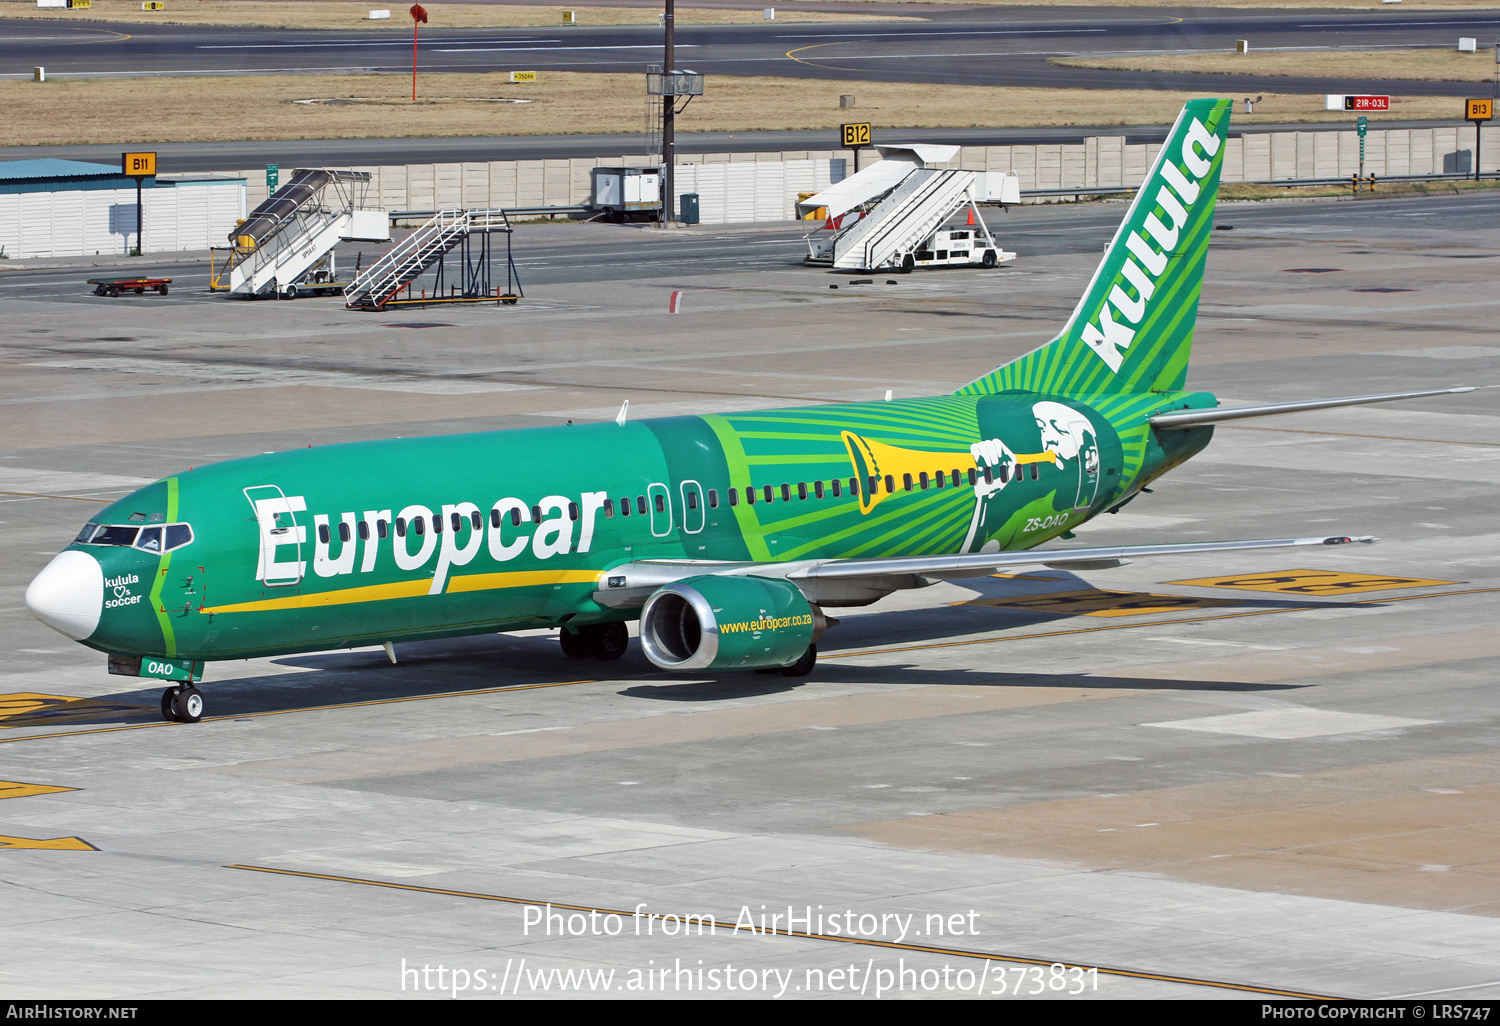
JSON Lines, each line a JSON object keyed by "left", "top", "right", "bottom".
{"left": 227, "top": 863, "right": 1342, "bottom": 1000}
{"left": 0, "top": 676, "right": 601, "bottom": 746}
{"left": 5, "top": 587, "right": 1495, "bottom": 746}
{"left": 822, "top": 585, "right": 1500, "bottom": 660}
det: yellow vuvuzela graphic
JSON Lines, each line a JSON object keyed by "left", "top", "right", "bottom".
{"left": 841, "top": 431, "right": 1054, "bottom": 515}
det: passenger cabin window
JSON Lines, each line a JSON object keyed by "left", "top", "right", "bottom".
{"left": 339, "top": 522, "right": 351, "bottom": 543}
{"left": 707, "top": 489, "right": 719, "bottom": 509}
{"left": 814, "top": 481, "right": 824, "bottom": 499}
{"left": 532, "top": 506, "right": 544, "bottom": 524}
{"left": 831, "top": 479, "right": 841, "bottom": 497}
{"left": 637, "top": 496, "right": 647, "bottom": 515}
{"left": 729, "top": 489, "right": 739, "bottom": 507}
{"left": 603, "top": 499, "right": 615, "bottom": 517}
{"left": 413, "top": 517, "right": 425, "bottom": 536}
{"left": 619, "top": 497, "right": 631, "bottom": 516}
{"left": 686, "top": 491, "right": 698, "bottom": 511}
{"left": 763, "top": 485, "right": 773, "bottom": 504}
{"left": 358, "top": 521, "right": 370, "bottom": 541}
{"left": 654, "top": 494, "right": 665, "bottom": 514}
{"left": 1030, "top": 464, "right": 1039, "bottom": 480}
{"left": 798, "top": 482, "right": 808, "bottom": 500}
{"left": 745, "top": 488, "right": 755, "bottom": 505}
{"left": 396, "top": 517, "right": 407, "bottom": 537}
{"left": 491, "top": 508, "right": 502, "bottom": 529}
{"left": 510, "top": 508, "right": 523, "bottom": 527}
{"left": 470, "top": 511, "right": 482, "bottom": 530}
{"left": 568, "top": 501, "right": 579, "bottom": 522}
{"left": 781, "top": 484, "right": 791, "bottom": 502}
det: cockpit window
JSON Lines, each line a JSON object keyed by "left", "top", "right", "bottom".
{"left": 81, "top": 522, "right": 193, "bottom": 552}
{"left": 90, "top": 525, "right": 139, "bottom": 547}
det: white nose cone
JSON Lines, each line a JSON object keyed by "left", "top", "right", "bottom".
{"left": 26, "top": 550, "right": 104, "bottom": 641}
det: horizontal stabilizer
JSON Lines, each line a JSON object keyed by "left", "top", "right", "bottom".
{"left": 1151, "top": 387, "right": 1479, "bottom": 430}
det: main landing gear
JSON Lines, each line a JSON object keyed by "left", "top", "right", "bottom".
{"left": 160, "top": 685, "right": 204, "bottom": 723}
{"left": 559, "top": 622, "right": 630, "bottom": 661}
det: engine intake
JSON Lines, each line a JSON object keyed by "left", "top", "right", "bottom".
{"left": 640, "top": 575, "right": 824, "bottom": 672}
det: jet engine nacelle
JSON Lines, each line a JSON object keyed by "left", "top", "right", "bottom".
{"left": 639, "top": 575, "right": 824, "bottom": 671}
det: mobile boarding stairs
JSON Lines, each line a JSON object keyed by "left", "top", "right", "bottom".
{"left": 210, "top": 169, "right": 391, "bottom": 298}
{"left": 800, "top": 145, "right": 1020, "bottom": 273}
{"left": 342, "top": 208, "right": 523, "bottom": 311}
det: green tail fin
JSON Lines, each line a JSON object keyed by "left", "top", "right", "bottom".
{"left": 959, "top": 98, "right": 1233, "bottom": 398}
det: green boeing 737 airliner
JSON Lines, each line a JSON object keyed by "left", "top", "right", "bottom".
{"left": 25, "top": 99, "right": 1476, "bottom": 723}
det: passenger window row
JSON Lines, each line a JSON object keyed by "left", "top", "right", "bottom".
{"left": 314, "top": 460, "right": 1048, "bottom": 546}
{"left": 719, "top": 465, "right": 1034, "bottom": 506}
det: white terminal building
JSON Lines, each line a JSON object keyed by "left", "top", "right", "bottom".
{"left": 0, "top": 158, "right": 246, "bottom": 259}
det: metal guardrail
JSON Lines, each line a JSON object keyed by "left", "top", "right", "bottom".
{"left": 1018, "top": 170, "right": 1495, "bottom": 200}
{"left": 390, "top": 205, "right": 591, "bottom": 221}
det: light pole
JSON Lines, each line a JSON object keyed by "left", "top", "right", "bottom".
{"left": 662, "top": 0, "right": 675, "bottom": 223}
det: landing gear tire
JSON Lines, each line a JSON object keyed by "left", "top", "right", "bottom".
{"left": 171, "top": 685, "right": 204, "bottom": 723}
{"left": 981, "top": 249, "right": 998, "bottom": 268}
{"left": 899, "top": 254, "right": 915, "bottom": 275}
{"left": 559, "top": 628, "right": 591, "bottom": 659}
{"left": 780, "top": 644, "right": 817, "bottom": 678}
{"left": 160, "top": 688, "right": 176, "bottom": 721}
{"left": 590, "top": 622, "right": 629, "bottom": 661}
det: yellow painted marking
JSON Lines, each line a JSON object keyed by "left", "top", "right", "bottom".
{"left": 445, "top": 568, "right": 601, "bottom": 593}
{"left": 964, "top": 589, "right": 1244, "bottom": 618}
{"left": 0, "top": 834, "right": 97, "bottom": 851}
{"left": 0, "top": 692, "right": 149, "bottom": 729}
{"left": 0, "top": 676, "right": 601, "bottom": 746}
{"left": 4, "top": 587, "right": 1499, "bottom": 748}
{"left": 202, "top": 569, "right": 602, "bottom": 614}
{"left": 229, "top": 864, "right": 1340, "bottom": 999}
{"left": 1168, "top": 569, "right": 1459, "bottom": 596}
{"left": 0, "top": 779, "right": 77, "bottom": 800}
{"left": 0, "top": 780, "right": 77, "bottom": 800}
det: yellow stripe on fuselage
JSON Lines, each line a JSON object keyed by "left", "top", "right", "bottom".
{"left": 201, "top": 569, "right": 603, "bottom": 615}
{"left": 445, "top": 569, "right": 601, "bottom": 593}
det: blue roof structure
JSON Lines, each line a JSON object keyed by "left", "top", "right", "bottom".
{"left": 0, "top": 158, "right": 123, "bottom": 181}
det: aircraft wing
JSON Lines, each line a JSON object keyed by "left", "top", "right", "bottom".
{"left": 594, "top": 535, "right": 1374, "bottom": 609}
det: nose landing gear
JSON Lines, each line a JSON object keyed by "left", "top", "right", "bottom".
{"left": 160, "top": 685, "right": 205, "bottom": 723}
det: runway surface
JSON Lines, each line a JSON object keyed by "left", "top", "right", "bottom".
{"left": 5, "top": 4, "right": 1500, "bottom": 97}
{"left": 0, "top": 192, "right": 1498, "bottom": 998}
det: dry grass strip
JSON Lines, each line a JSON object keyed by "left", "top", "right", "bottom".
{"left": 1056, "top": 48, "right": 1500, "bottom": 82}
{"left": 1, "top": 73, "right": 1476, "bottom": 147}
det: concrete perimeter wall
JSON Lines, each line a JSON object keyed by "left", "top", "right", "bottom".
{"left": 227, "top": 125, "right": 1499, "bottom": 223}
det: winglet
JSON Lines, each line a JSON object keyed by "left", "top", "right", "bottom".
{"left": 616, "top": 400, "right": 629, "bottom": 426}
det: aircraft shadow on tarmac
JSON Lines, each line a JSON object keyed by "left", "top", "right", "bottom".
{"left": 0, "top": 575, "right": 1332, "bottom": 729}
